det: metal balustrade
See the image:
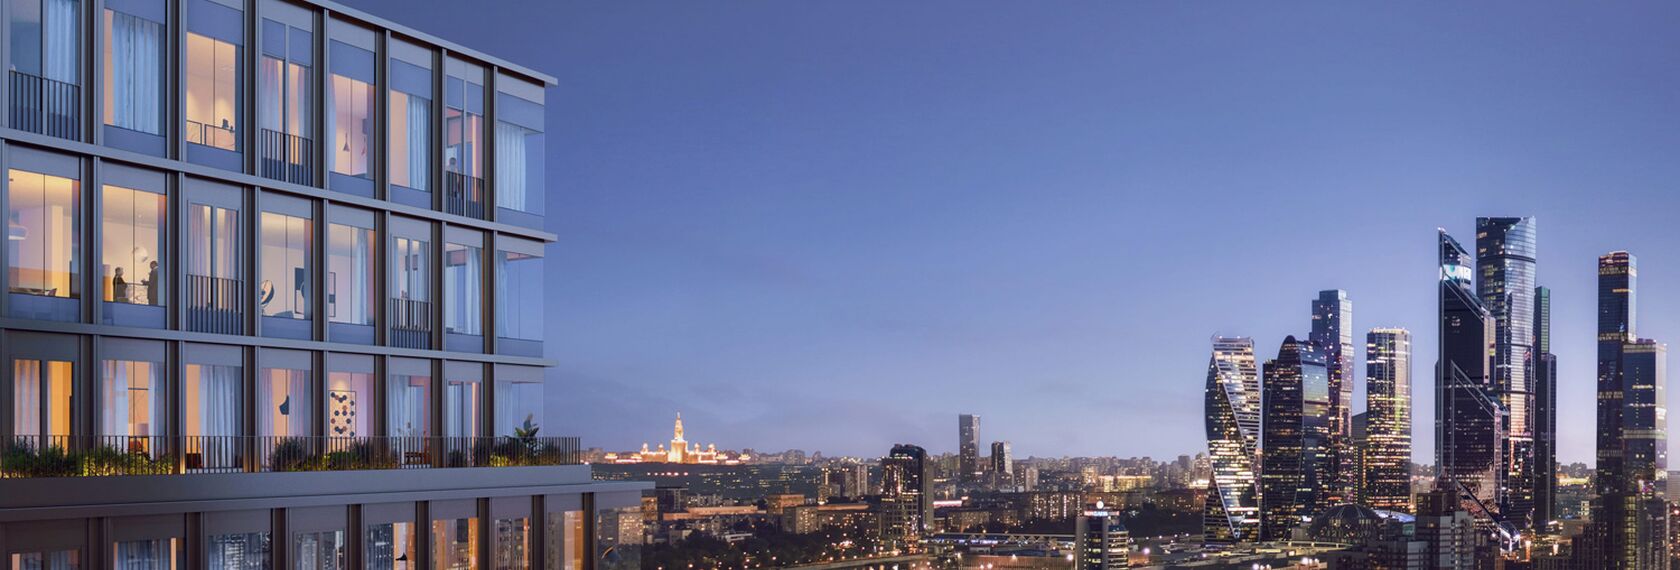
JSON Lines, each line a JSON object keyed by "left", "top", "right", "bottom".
{"left": 1, "top": 435, "right": 580, "bottom": 478}
{"left": 259, "top": 128, "right": 314, "bottom": 185}
{"left": 9, "top": 70, "right": 79, "bottom": 139}
{"left": 391, "top": 297, "right": 432, "bottom": 349}
{"left": 445, "top": 171, "right": 485, "bottom": 219}
{"left": 186, "top": 274, "right": 244, "bottom": 334}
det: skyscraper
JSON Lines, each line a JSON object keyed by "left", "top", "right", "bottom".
{"left": 1476, "top": 217, "right": 1538, "bottom": 527}
{"left": 1204, "top": 336, "right": 1261, "bottom": 543}
{"left": 882, "top": 444, "right": 933, "bottom": 551}
{"left": 1365, "top": 328, "right": 1413, "bottom": 512}
{"left": 1588, "top": 251, "right": 1670, "bottom": 570}
{"left": 991, "top": 441, "right": 1014, "bottom": 488}
{"left": 1077, "top": 504, "right": 1133, "bottom": 569}
{"left": 1436, "top": 230, "right": 1503, "bottom": 511}
{"left": 959, "top": 414, "right": 981, "bottom": 483}
{"left": 1260, "top": 335, "right": 1330, "bottom": 540}
{"left": 1532, "top": 286, "right": 1559, "bottom": 526}
{"left": 1311, "top": 289, "right": 1356, "bottom": 502}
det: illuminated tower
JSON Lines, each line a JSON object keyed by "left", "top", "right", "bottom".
{"left": 959, "top": 414, "right": 981, "bottom": 483}
{"left": 1311, "top": 290, "right": 1355, "bottom": 503}
{"left": 1364, "top": 328, "right": 1412, "bottom": 512}
{"left": 1436, "top": 230, "right": 1502, "bottom": 510}
{"left": 1476, "top": 217, "right": 1537, "bottom": 526}
{"left": 1533, "top": 286, "right": 1559, "bottom": 525}
{"left": 1203, "top": 336, "right": 1261, "bottom": 543}
{"left": 1259, "top": 335, "right": 1330, "bottom": 540}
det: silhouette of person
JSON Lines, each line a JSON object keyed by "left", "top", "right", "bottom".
{"left": 145, "top": 261, "right": 160, "bottom": 306}
{"left": 112, "top": 267, "right": 128, "bottom": 303}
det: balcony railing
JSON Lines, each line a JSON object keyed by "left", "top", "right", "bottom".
{"left": 445, "top": 171, "right": 485, "bottom": 219}
{"left": 1, "top": 435, "right": 581, "bottom": 478}
{"left": 259, "top": 128, "right": 314, "bottom": 185}
{"left": 390, "top": 297, "right": 432, "bottom": 349}
{"left": 9, "top": 70, "right": 79, "bottom": 139}
{"left": 186, "top": 119, "right": 238, "bottom": 151}
{"left": 186, "top": 274, "right": 243, "bottom": 335}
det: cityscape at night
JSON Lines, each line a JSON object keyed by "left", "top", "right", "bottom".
{"left": 2, "top": 1, "right": 1680, "bottom": 569}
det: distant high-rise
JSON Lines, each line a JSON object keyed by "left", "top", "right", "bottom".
{"left": 1350, "top": 411, "right": 1369, "bottom": 504}
{"left": 959, "top": 414, "right": 981, "bottom": 483}
{"left": 991, "top": 441, "right": 1014, "bottom": 487}
{"left": 1365, "top": 328, "right": 1413, "bottom": 513}
{"left": 882, "top": 444, "right": 933, "bottom": 551}
{"left": 1476, "top": 217, "right": 1538, "bottom": 527}
{"left": 1532, "top": 286, "right": 1559, "bottom": 526}
{"left": 1259, "top": 335, "right": 1330, "bottom": 540}
{"left": 1203, "top": 336, "right": 1262, "bottom": 543}
{"left": 1311, "top": 290, "right": 1356, "bottom": 502}
{"left": 1436, "top": 230, "right": 1503, "bottom": 511}
{"left": 1588, "top": 251, "right": 1670, "bottom": 570}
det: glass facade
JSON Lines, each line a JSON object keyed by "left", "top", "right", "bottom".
{"left": 444, "top": 240, "right": 482, "bottom": 336}
{"left": 258, "top": 5, "right": 313, "bottom": 184}
{"left": 327, "top": 222, "right": 376, "bottom": 327}
{"left": 495, "top": 241, "right": 544, "bottom": 349}
{"left": 293, "top": 531, "right": 345, "bottom": 569}
{"left": 494, "top": 86, "right": 544, "bottom": 221}
{"left": 8, "top": 0, "right": 82, "bottom": 139}
{"left": 327, "top": 37, "right": 375, "bottom": 193}
{"left": 101, "top": 359, "right": 165, "bottom": 439}
{"left": 494, "top": 517, "right": 530, "bottom": 570}
{"left": 184, "top": 0, "right": 242, "bottom": 153}
{"left": 444, "top": 63, "right": 485, "bottom": 218}
{"left": 544, "top": 510, "right": 585, "bottom": 570}
{"left": 388, "top": 373, "right": 431, "bottom": 439}
{"left": 101, "top": 184, "right": 166, "bottom": 306}
{"left": 365, "top": 522, "right": 416, "bottom": 570}
{"left": 431, "top": 517, "right": 479, "bottom": 569}
{"left": 207, "top": 532, "right": 271, "bottom": 569}
{"left": 259, "top": 211, "right": 312, "bottom": 320}
{"left": 102, "top": 0, "right": 166, "bottom": 140}
{"left": 1202, "top": 336, "right": 1259, "bottom": 543}
{"left": 110, "top": 539, "right": 176, "bottom": 569}
{"left": 7, "top": 168, "right": 80, "bottom": 299}
{"left": 389, "top": 40, "right": 432, "bottom": 199}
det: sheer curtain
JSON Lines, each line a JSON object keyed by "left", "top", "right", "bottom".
{"left": 13, "top": 360, "right": 41, "bottom": 438}
{"left": 387, "top": 376, "right": 427, "bottom": 438}
{"left": 443, "top": 379, "right": 479, "bottom": 438}
{"left": 44, "top": 0, "right": 78, "bottom": 84}
{"left": 204, "top": 365, "right": 242, "bottom": 437}
{"left": 109, "top": 12, "right": 162, "bottom": 134}
{"left": 495, "top": 122, "right": 527, "bottom": 211}
{"left": 113, "top": 539, "right": 172, "bottom": 570}
{"left": 350, "top": 229, "right": 370, "bottom": 324}
{"left": 407, "top": 96, "right": 430, "bottom": 191}
{"left": 494, "top": 380, "right": 540, "bottom": 436}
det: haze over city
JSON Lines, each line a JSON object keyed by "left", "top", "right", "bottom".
{"left": 344, "top": 0, "right": 1680, "bottom": 463}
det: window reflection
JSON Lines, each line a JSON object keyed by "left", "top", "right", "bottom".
{"left": 111, "top": 539, "right": 176, "bottom": 569}
{"left": 207, "top": 532, "right": 271, "bottom": 569}
{"left": 432, "top": 517, "right": 479, "bottom": 570}
{"left": 7, "top": 169, "right": 81, "bottom": 298}
{"left": 365, "top": 522, "right": 416, "bottom": 570}
{"left": 103, "top": 185, "right": 166, "bottom": 305}
{"left": 545, "top": 510, "right": 586, "bottom": 570}
{"left": 444, "top": 242, "right": 481, "bottom": 335}
{"left": 496, "top": 249, "right": 544, "bottom": 342}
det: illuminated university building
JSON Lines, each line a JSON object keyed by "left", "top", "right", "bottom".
{"left": 602, "top": 413, "right": 744, "bottom": 465}
{"left": 1202, "top": 336, "right": 1260, "bottom": 543}
{"left": 0, "top": 0, "right": 648, "bottom": 566}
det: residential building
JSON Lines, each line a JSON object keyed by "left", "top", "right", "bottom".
{"left": 1076, "top": 504, "right": 1131, "bottom": 569}
{"left": 0, "top": 0, "right": 643, "bottom": 566}
{"left": 882, "top": 443, "right": 933, "bottom": 551}
{"left": 959, "top": 414, "right": 981, "bottom": 483}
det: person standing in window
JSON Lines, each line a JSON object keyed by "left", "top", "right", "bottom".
{"left": 145, "top": 261, "right": 159, "bottom": 306}
{"left": 112, "top": 266, "right": 129, "bottom": 303}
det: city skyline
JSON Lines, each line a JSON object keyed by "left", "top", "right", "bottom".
{"left": 340, "top": 0, "right": 1680, "bottom": 462}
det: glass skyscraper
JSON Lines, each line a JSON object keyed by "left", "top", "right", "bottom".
{"left": 1436, "top": 230, "right": 1502, "bottom": 511}
{"left": 1589, "top": 251, "right": 1670, "bottom": 570}
{"left": 1259, "top": 335, "right": 1329, "bottom": 540}
{"left": 1310, "top": 289, "right": 1355, "bottom": 503}
{"left": 1476, "top": 216, "right": 1537, "bottom": 527}
{"left": 1364, "top": 327, "right": 1412, "bottom": 513}
{"left": 958, "top": 413, "right": 981, "bottom": 483}
{"left": 1532, "top": 285, "right": 1559, "bottom": 526}
{"left": 1203, "top": 336, "right": 1260, "bottom": 543}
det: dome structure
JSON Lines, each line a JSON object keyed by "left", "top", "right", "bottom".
{"left": 1306, "top": 504, "right": 1394, "bottom": 544}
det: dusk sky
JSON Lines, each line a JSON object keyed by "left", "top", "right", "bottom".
{"left": 344, "top": 0, "right": 1680, "bottom": 464}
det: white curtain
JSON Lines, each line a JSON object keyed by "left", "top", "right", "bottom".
{"left": 443, "top": 380, "right": 479, "bottom": 438}
{"left": 109, "top": 12, "right": 162, "bottom": 134}
{"left": 258, "top": 57, "right": 283, "bottom": 133}
{"left": 494, "top": 380, "right": 541, "bottom": 436}
{"left": 350, "top": 229, "right": 371, "bottom": 324}
{"left": 495, "top": 122, "right": 528, "bottom": 211}
{"left": 408, "top": 96, "right": 430, "bottom": 191}
{"left": 203, "top": 365, "right": 242, "bottom": 437}
{"left": 13, "top": 361, "right": 42, "bottom": 438}
{"left": 387, "top": 376, "right": 426, "bottom": 438}
{"left": 114, "top": 540, "right": 170, "bottom": 570}
{"left": 494, "top": 254, "right": 509, "bottom": 339}
{"left": 447, "top": 246, "right": 481, "bottom": 335}
{"left": 43, "top": 0, "right": 77, "bottom": 84}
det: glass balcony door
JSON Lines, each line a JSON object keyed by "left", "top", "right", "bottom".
{"left": 259, "top": 15, "right": 313, "bottom": 185}
{"left": 9, "top": 0, "right": 82, "bottom": 139}
{"left": 186, "top": 202, "right": 242, "bottom": 334}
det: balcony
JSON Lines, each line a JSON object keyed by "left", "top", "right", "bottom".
{"left": 390, "top": 297, "right": 432, "bottom": 349}
{"left": 186, "top": 119, "right": 237, "bottom": 150}
{"left": 185, "top": 274, "right": 243, "bottom": 334}
{"left": 445, "top": 171, "right": 485, "bottom": 219}
{"left": 0, "top": 435, "right": 581, "bottom": 478}
{"left": 259, "top": 128, "right": 314, "bottom": 185}
{"left": 9, "top": 70, "right": 79, "bottom": 139}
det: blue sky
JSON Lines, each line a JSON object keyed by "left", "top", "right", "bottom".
{"left": 344, "top": 1, "right": 1680, "bottom": 463}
